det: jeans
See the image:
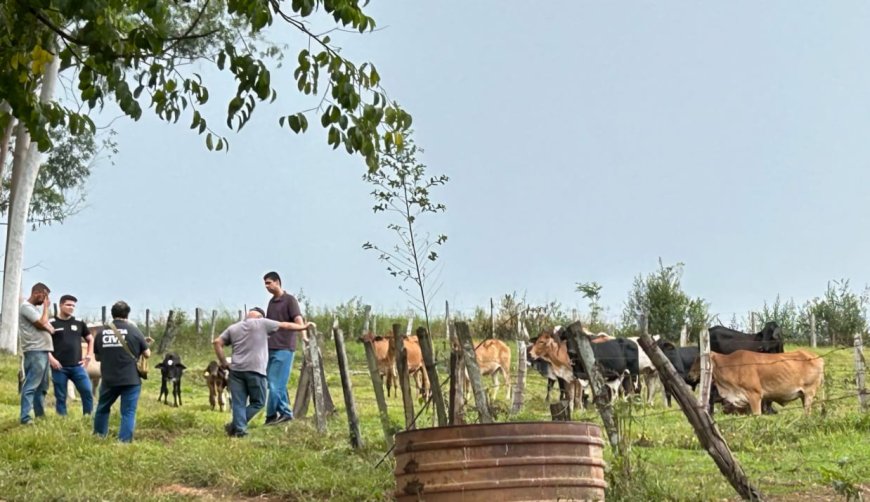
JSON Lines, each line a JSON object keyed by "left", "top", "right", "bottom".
{"left": 20, "top": 351, "right": 50, "bottom": 424}
{"left": 229, "top": 370, "right": 267, "bottom": 435}
{"left": 93, "top": 384, "right": 141, "bottom": 443}
{"left": 52, "top": 365, "right": 94, "bottom": 416}
{"left": 266, "top": 349, "right": 295, "bottom": 419}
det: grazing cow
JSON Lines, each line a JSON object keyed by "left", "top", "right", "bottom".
{"left": 204, "top": 360, "right": 229, "bottom": 412}
{"left": 360, "top": 333, "right": 398, "bottom": 397}
{"left": 156, "top": 353, "right": 186, "bottom": 407}
{"left": 706, "top": 322, "right": 784, "bottom": 414}
{"left": 465, "top": 339, "right": 512, "bottom": 400}
{"left": 689, "top": 350, "right": 824, "bottom": 415}
{"left": 382, "top": 335, "right": 429, "bottom": 399}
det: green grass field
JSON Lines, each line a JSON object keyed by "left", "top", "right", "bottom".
{"left": 0, "top": 335, "right": 867, "bottom": 501}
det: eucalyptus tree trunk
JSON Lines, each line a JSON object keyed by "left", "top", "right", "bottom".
{"left": 0, "top": 45, "right": 59, "bottom": 353}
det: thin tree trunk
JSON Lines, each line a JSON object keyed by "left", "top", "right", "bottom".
{"left": 0, "top": 46, "right": 59, "bottom": 353}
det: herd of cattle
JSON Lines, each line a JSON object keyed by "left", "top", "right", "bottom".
{"left": 62, "top": 321, "right": 824, "bottom": 419}
{"left": 363, "top": 321, "right": 826, "bottom": 417}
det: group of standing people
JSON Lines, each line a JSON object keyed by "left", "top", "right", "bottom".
{"left": 18, "top": 283, "right": 150, "bottom": 442}
{"left": 17, "top": 270, "right": 309, "bottom": 442}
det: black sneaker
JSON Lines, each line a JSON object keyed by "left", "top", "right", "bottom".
{"left": 264, "top": 415, "right": 279, "bottom": 426}
{"left": 273, "top": 414, "right": 293, "bottom": 425}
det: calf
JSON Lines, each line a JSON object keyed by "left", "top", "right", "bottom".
{"left": 689, "top": 350, "right": 824, "bottom": 415}
{"left": 156, "top": 353, "right": 186, "bottom": 407}
{"left": 380, "top": 334, "right": 429, "bottom": 399}
{"left": 528, "top": 332, "right": 589, "bottom": 412}
{"left": 465, "top": 339, "right": 512, "bottom": 400}
{"left": 204, "top": 360, "right": 229, "bottom": 411}
{"left": 361, "top": 333, "right": 398, "bottom": 397}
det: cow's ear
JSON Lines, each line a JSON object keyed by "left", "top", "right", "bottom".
{"left": 178, "top": 364, "right": 187, "bottom": 370}
{"left": 156, "top": 363, "right": 164, "bottom": 369}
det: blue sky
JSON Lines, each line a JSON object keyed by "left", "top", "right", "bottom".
{"left": 19, "top": 1, "right": 870, "bottom": 323}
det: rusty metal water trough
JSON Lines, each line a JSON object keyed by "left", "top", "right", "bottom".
{"left": 393, "top": 421, "right": 606, "bottom": 501}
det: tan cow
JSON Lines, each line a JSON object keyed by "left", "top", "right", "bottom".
{"left": 690, "top": 349, "right": 824, "bottom": 415}
{"left": 361, "top": 333, "right": 398, "bottom": 397}
{"left": 363, "top": 333, "right": 429, "bottom": 399}
{"left": 402, "top": 335, "right": 430, "bottom": 399}
{"left": 465, "top": 339, "right": 512, "bottom": 400}
{"left": 528, "top": 332, "right": 585, "bottom": 412}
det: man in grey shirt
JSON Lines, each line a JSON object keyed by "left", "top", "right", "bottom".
{"left": 213, "top": 307, "right": 313, "bottom": 437}
{"left": 19, "top": 282, "right": 55, "bottom": 425}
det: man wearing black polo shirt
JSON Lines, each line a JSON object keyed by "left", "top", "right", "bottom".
{"left": 263, "top": 271, "right": 305, "bottom": 425}
{"left": 48, "top": 294, "right": 94, "bottom": 416}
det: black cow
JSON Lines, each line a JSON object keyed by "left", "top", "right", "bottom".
{"left": 705, "top": 321, "right": 784, "bottom": 414}
{"left": 709, "top": 322, "right": 784, "bottom": 354}
{"left": 156, "top": 352, "right": 186, "bottom": 407}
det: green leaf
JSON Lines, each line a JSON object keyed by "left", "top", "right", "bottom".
{"left": 206, "top": 133, "right": 214, "bottom": 150}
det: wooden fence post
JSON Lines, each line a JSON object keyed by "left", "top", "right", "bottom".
{"left": 292, "top": 339, "right": 313, "bottom": 418}
{"left": 679, "top": 324, "right": 688, "bottom": 347}
{"left": 101, "top": 306, "right": 107, "bottom": 325}
{"left": 855, "top": 333, "right": 869, "bottom": 412}
{"left": 52, "top": 303, "right": 57, "bottom": 318}
{"left": 333, "top": 319, "right": 363, "bottom": 448}
{"left": 563, "top": 321, "right": 619, "bottom": 450}
{"left": 810, "top": 313, "right": 817, "bottom": 348}
{"left": 510, "top": 318, "right": 528, "bottom": 416}
{"left": 636, "top": 316, "right": 764, "bottom": 501}
{"left": 145, "top": 309, "right": 151, "bottom": 338}
{"left": 307, "top": 326, "right": 327, "bottom": 433}
{"left": 209, "top": 310, "right": 217, "bottom": 342}
{"left": 363, "top": 334, "right": 394, "bottom": 448}
{"left": 750, "top": 311, "right": 756, "bottom": 333}
{"left": 394, "top": 323, "right": 416, "bottom": 429}
{"left": 490, "top": 297, "right": 495, "bottom": 339}
{"left": 698, "top": 327, "right": 712, "bottom": 409}
{"left": 237, "top": 310, "right": 243, "bottom": 322}
{"left": 157, "top": 310, "right": 176, "bottom": 354}
{"left": 418, "top": 327, "right": 447, "bottom": 426}
{"left": 454, "top": 321, "right": 492, "bottom": 423}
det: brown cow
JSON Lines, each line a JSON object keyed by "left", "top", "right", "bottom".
{"left": 528, "top": 332, "right": 585, "bottom": 412}
{"left": 465, "top": 339, "right": 512, "bottom": 400}
{"left": 401, "top": 335, "right": 430, "bottom": 399}
{"left": 363, "top": 333, "right": 429, "bottom": 399}
{"left": 689, "top": 349, "right": 824, "bottom": 415}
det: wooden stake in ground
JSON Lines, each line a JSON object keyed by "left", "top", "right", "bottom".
{"left": 362, "top": 333, "right": 393, "bottom": 448}
{"left": 510, "top": 318, "right": 528, "bottom": 416}
{"left": 698, "top": 327, "right": 713, "bottom": 411}
{"left": 332, "top": 319, "right": 363, "bottom": 448}
{"left": 209, "top": 310, "right": 217, "bottom": 343}
{"left": 810, "top": 313, "right": 817, "bottom": 348}
{"left": 417, "top": 327, "right": 447, "bottom": 426}
{"left": 635, "top": 313, "right": 764, "bottom": 501}
{"left": 101, "top": 306, "right": 107, "bottom": 325}
{"left": 454, "top": 321, "right": 492, "bottom": 423}
{"left": 292, "top": 339, "right": 313, "bottom": 419}
{"left": 145, "top": 309, "right": 151, "bottom": 339}
{"left": 855, "top": 333, "right": 869, "bottom": 412}
{"left": 195, "top": 308, "right": 202, "bottom": 335}
{"left": 679, "top": 324, "right": 688, "bottom": 347}
{"left": 490, "top": 297, "right": 495, "bottom": 339}
{"left": 562, "top": 322, "right": 618, "bottom": 449}
{"left": 393, "top": 323, "right": 416, "bottom": 429}
{"left": 448, "top": 341, "right": 466, "bottom": 425}
{"left": 157, "top": 310, "right": 176, "bottom": 354}
{"left": 307, "top": 326, "right": 327, "bottom": 433}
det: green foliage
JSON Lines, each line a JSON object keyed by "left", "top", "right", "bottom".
{"left": 756, "top": 295, "right": 802, "bottom": 341}
{"left": 576, "top": 281, "right": 604, "bottom": 328}
{"left": 806, "top": 280, "right": 868, "bottom": 346}
{"left": 1, "top": 0, "right": 410, "bottom": 170}
{"left": 621, "top": 259, "right": 704, "bottom": 339}
{"left": 0, "top": 127, "right": 116, "bottom": 228}
{"left": 685, "top": 297, "right": 709, "bottom": 344}
{"left": 362, "top": 136, "right": 448, "bottom": 328}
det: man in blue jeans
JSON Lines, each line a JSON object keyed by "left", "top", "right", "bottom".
{"left": 49, "top": 294, "right": 95, "bottom": 416}
{"left": 93, "top": 301, "right": 151, "bottom": 442}
{"left": 19, "top": 283, "right": 55, "bottom": 425}
{"left": 263, "top": 271, "right": 306, "bottom": 426}
{"left": 214, "top": 307, "right": 313, "bottom": 437}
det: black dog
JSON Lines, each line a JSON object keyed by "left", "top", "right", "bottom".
{"left": 156, "top": 353, "right": 186, "bottom": 407}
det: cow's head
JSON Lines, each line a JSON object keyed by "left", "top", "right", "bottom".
{"left": 759, "top": 322, "right": 784, "bottom": 353}
{"left": 156, "top": 354, "right": 186, "bottom": 381}
{"left": 529, "top": 332, "right": 559, "bottom": 360}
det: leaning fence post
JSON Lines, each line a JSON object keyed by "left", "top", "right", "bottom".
{"left": 563, "top": 321, "right": 619, "bottom": 450}
{"left": 698, "top": 327, "right": 713, "bottom": 409}
{"left": 417, "top": 327, "right": 447, "bottom": 426}
{"left": 448, "top": 326, "right": 466, "bottom": 425}
{"left": 510, "top": 318, "right": 529, "bottom": 416}
{"left": 810, "top": 313, "right": 817, "bottom": 348}
{"left": 636, "top": 314, "right": 764, "bottom": 501}
{"left": 394, "top": 323, "right": 416, "bottom": 429}
{"left": 362, "top": 333, "right": 394, "bottom": 449}
{"left": 855, "top": 333, "right": 869, "bottom": 412}
{"left": 307, "top": 326, "right": 327, "bottom": 433}
{"left": 333, "top": 319, "right": 363, "bottom": 448}
{"left": 454, "top": 321, "right": 492, "bottom": 423}
{"left": 292, "top": 339, "right": 313, "bottom": 419}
